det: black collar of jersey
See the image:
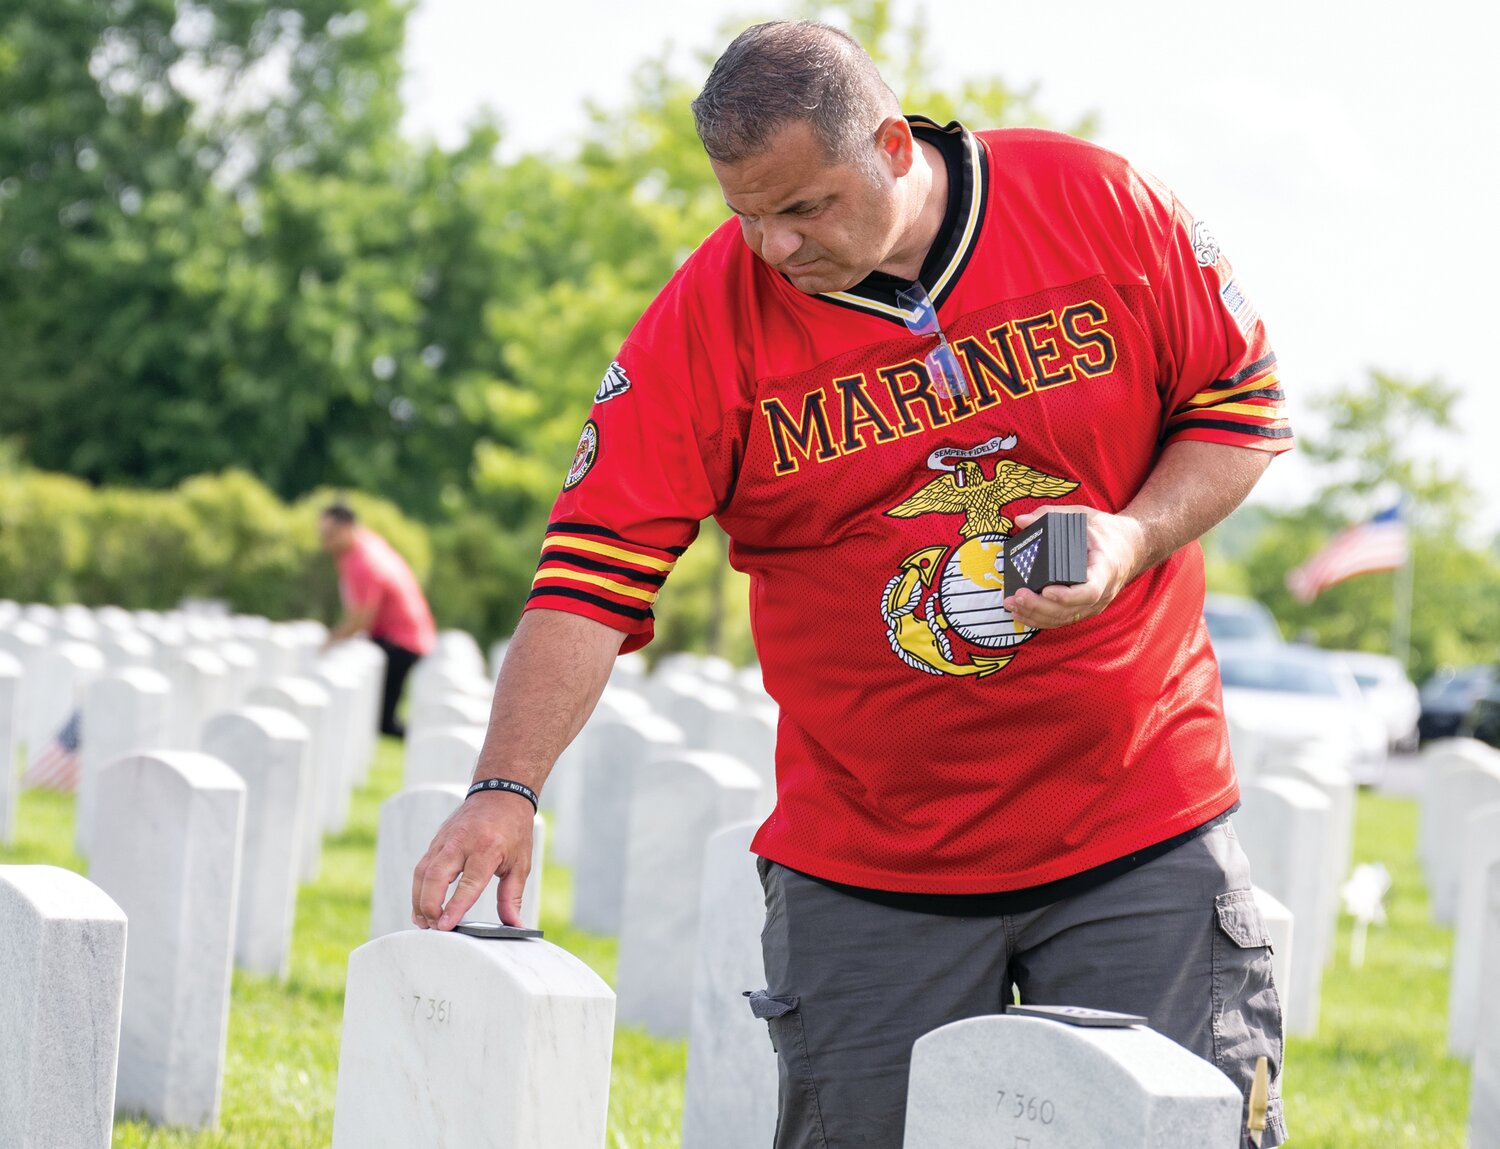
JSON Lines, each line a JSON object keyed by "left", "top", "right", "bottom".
{"left": 815, "top": 115, "right": 987, "bottom": 327}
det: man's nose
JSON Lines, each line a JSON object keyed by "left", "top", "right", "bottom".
{"left": 759, "top": 219, "right": 804, "bottom": 266}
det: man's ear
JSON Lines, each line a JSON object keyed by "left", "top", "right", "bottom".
{"left": 873, "top": 116, "right": 916, "bottom": 178}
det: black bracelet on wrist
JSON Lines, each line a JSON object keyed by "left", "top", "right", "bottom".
{"left": 465, "top": 777, "right": 540, "bottom": 813}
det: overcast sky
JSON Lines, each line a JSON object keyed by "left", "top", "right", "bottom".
{"left": 400, "top": 0, "right": 1500, "bottom": 530}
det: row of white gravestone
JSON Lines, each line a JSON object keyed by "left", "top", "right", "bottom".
{"left": 325, "top": 925, "right": 1247, "bottom": 1148}
{"left": 1413, "top": 738, "right": 1500, "bottom": 1059}
{"left": 1230, "top": 737, "right": 1356, "bottom": 1039}
{"left": 1469, "top": 857, "right": 1500, "bottom": 1145}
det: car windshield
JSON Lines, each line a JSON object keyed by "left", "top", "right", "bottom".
{"left": 1219, "top": 654, "right": 1343, "bottom": 697}
{"left": 1352, "top": 672, "right": 1382, "bottom": 690}
{"left": 1423, "top": 669, "right": 1495, "bottom": 705}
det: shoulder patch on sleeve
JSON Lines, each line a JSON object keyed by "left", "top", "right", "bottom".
{"left": 594, "top": 361, "right": 632, "bottom": 404}
{"left": 1191, "top": 219, "right": 1221, "bottom": 267}
{"left": 563, "top": 420, "right": 600, "bottom": 490}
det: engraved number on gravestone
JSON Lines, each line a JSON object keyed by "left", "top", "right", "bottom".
{"left": 408, "top": 994, "right": 454, "bottom": 1025}
{"left": 994, "top": 1087, "right": 1056, "bottom": 1124}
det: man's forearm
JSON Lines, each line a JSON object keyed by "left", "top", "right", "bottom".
{"left": 470, "top": 609, "right": 627, "bottom": 796}
{"left": 1118, "top": 440, "right": 1272, "bottom": 581}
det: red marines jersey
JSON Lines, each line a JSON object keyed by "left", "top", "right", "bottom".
{"left": 528, "top": 121, "right": 1291, "bottom": 894}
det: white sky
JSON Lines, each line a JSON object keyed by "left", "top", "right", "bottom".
{"left": 401, "top": 0, "right": 1500, "bottom": 531}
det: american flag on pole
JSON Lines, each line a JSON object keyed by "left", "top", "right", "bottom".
{"left": 23, "top": 709, "right": 83, "bottom": 792}
{"left": 1286, "top": 504, "right": 1408, "bottom": 603}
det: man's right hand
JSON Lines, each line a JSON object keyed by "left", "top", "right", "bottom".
{"left": 411, "top": 790, "right": 536, "bottom": 931}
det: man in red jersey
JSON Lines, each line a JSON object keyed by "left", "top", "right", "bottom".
{"left": 413, "top": 20, "right": 1287, "bottom": 1148}
{"left": 320, "top": 503, "right": 436, "bottom": 737}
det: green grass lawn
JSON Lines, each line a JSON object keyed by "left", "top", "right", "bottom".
{"left": 1, "top": 748, "right": 1470, "bottom": 1146}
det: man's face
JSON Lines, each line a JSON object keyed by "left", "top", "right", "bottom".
{"left": 712, "top": 119, "right": 904, "bottom": 295}
{"left": 318, "top": 515, "right": 352, "bottom": 555}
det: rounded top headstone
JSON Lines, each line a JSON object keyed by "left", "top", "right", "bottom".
{"left": 0, "top": 863, "right": 128, "bottom": 924}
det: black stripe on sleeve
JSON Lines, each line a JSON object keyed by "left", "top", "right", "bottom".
{"left": 526, "top": 585, "right": 653, "bottom": 621}
{"left": 546, "top": 520, "right": 689, "bottom": 557}
{"left": 1209, "top": 352, "right": 1278, "bottom": 390}
{"left": 536, "top": 549, "right": 668, "bottom": 587}
{"left": 1169, "top": 419, "right": 1293, "bottom": 439}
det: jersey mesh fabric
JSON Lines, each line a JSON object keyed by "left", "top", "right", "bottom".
{"left": 527, "top": 123, "right": 1290, "bottom": 894}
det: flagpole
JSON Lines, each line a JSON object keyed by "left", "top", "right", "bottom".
{"left": 1391, "top": 536, "right": 1414, "bottom": 671}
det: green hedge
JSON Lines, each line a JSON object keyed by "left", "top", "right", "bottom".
{"left": 0, "top": 466, "right": 754, "bottom": 659}
{"left": 0, "top": 468, "right": 429, "bottom": 626}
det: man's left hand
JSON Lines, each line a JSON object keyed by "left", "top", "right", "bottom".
{"left": 1001, "top": 507, "right": 1145, "bottom": 630}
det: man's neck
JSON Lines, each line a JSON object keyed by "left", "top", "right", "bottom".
{"left": 876, "top": 137, "right": 949, "bottom": 284}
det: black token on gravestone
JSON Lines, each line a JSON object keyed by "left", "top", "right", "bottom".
{"left": 453, "top": 922, "right": 544, "bottom": 940}
{"left": 1005, "top": 1003, "right": 1148, "bottom": 1027}
{"left": 1004, "top": 512, "right": 1089, "bottom": 594}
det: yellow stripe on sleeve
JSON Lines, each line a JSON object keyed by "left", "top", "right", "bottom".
{"left": 542, "top": 535, "right": 677, "bottom": 573}
{"left": 1182, "top": 372, "right": 1280, "bottom": 407}
{"left": 532, "top": 566, "right": 660, "bottom": 603}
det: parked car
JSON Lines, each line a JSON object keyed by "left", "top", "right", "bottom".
{"left": 1463, "top": 671, "right": 1500, "bottom": 750}
{"left": 1419, "top": 666, "right": 1497, "bottom": 743}
{"left": 1217, "top": 641, "right": 1387, "bottom": 782}
{"left": 1337, "top": 651, "right": 1421, "bottom": 753}
{"left": 1202, "top": 594, "right": 1283, "bottom": 647}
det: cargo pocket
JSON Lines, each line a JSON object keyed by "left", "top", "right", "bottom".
{"left": 1210, "top": 890, "right": 1286, "bottom": 1143}
{"left": 746, "top": 989, "right": 801, "bottom": 1054}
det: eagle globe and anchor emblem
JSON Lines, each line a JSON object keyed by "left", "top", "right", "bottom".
{"left": 880, "top": 434, "right": 1078, "bottom": 678}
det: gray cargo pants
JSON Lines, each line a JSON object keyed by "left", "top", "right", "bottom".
{"left": 751, "top": 821, "right": 1286, "bottom": 1148}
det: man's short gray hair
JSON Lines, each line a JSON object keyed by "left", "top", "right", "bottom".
{"left": 691, "top": 21, "right": 900, "bottom": 166}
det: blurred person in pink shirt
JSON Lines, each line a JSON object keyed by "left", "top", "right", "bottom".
{"left": 319, "top": 502, "right": 436, "bottom": 737}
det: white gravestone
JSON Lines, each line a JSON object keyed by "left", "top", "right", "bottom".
{"left": 681, "top": 821, "right": 776, "bottom": 1149}
{"left": 406, "top": 694, "right": 492, "bottom": 742}
{"left": 616, "top": 752, "right": 762, "bottom": 1037}
{"left": 1261, "top": 751, "right": 1355, "bottom": 948}
{"left": 903, "top": 1014, "right": 1242, "bottom": 1148}
{"left": 90, "top": 752, "right": 245, "bottom": 1128}
{"left": 1252, "top": 885, "right": 1294, "bottom": 1027}
{"left": 24, "top": 641, "right": 105, "bottom": 769}
{"left": 0, "top": 865, "right": 128, "bottom": 1149}
{"left": 410, "top": 664, "right": 492, "bottom": 711}
{"left": 1468, "top": 858, "right": 1500, "bottom": 1146}
{"left": 247, "top": 677, "right": 333, "bottom": 882}
{"left": 76, "top": 667, "right": 172, "bottom": 858}
{"left": 652, "top": 674, "right": 739, "bottom": 751}
{"left": 1418, "top": 739, "right": 1499, "bottom": 875}
{"left": 216, "top": 641, "right": 260, "bottom": 707}
{"left": 432, "top": 629, "right": 487, "bottom": 674}
{"left": 572, "top": 712, "right": 685, "bottom": 935}
{"left": 1233, "top": 775, "right": 1332, "bottom": 1037}
{"left": 162, "top": 648, "right": 229, "bottom": 750}
{"left": 1447, "top": 802, "right": 1500, "bottom": 1056}
{"left": 312, "top": 663, "right": 363, "bottom": 834}
{"left": 1425, "top": 750, "right": 1500, "bottom": 924}
{"left": 202, "top": 707, "right": 310, "bottom": 981}
{"left": 0, "top": 653, "right": 19, "bottom": 846}
{"left": 331, "top": 930, "right": 615, "bottom": 1149}
{"left": 403, "top": 726, "right": 486, "bottom": 791}
{"left": 371, "top": 785, "right": 545, "bottom": 937}
{"left": 332, "top": 638, "right": 386, "bottom": 784}
{"left": 99, "top": 630, "right": 155, "bottom": 670}
{"left": 546, "top": 686, "right": 652, "bottom": 866}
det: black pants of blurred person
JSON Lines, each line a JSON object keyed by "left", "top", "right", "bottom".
{"left": 374, "top": 638, "right": 421, "bottom": 738}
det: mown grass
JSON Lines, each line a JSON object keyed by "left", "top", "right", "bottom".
{"left": 1, "top": 751, "right": 1470, "bottom": 1146}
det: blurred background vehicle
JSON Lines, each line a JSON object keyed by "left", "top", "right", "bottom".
{"left": 1217, "top": 641, "right": 1388, "bottom": 784}
{"left": 1203, "top": 594, "right": 1284, "bottom": 647}
{"left": 1419, "top": 666, "right": 1496, "bottom": 743}
{"left": 1337, "top": 651, "right": 1421, "bottom": 753}
{"left": 1461, "top": 669, "right": 1500, "bottom": 750}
